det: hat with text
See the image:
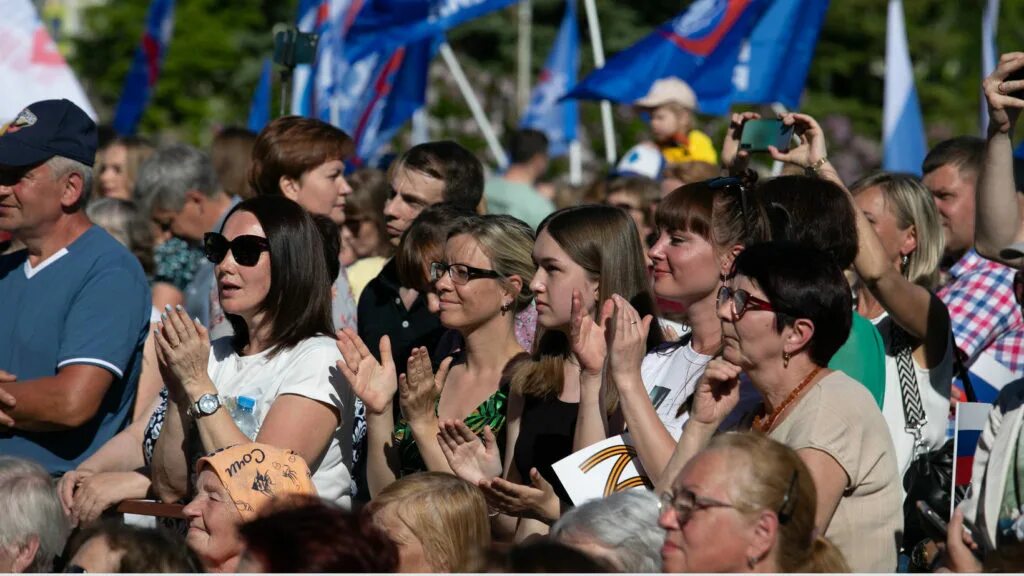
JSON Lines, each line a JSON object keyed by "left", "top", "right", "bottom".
{"left": 0, "top": 99, "right": 97, "bottom": 167}
{"left": 635, "top": 77, "right": 698, "bottom": 111}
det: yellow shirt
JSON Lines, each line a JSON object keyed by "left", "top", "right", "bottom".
{"left": 346, "top": 256, "right": 387, "bottom": 302}
{"left": 659, "top": 129, "right": 718, "bottom": 165}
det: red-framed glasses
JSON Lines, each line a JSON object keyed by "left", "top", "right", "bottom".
{"left": 717, "top": 285, "right": 775, "bottom": 319}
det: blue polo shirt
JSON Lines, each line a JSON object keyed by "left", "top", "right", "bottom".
{"left": 0, "top": 225, "right": 150, "bottom": 474}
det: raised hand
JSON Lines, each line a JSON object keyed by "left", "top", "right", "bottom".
{"left": 767, "top": 112, "right": 828, "bottom": 170}
{"left": 437, "top": 419, "right": 502, "bottom": 485}
{"left": 569, "top": 289, "right": 614, "bottom": 377}
{"left": 335, "top": 329, "right": 397, "bottom": 416}
{"left": 690, "top": 357, "right": 743, "bottom": 428}
{"left": 984, "top": 52, "right": 1024, "bottom": 135}
{"left": 479, "top": 467, "right": 561, "bottom": 525}
{"left": 720, "top": 111, "right": 762, "bottom": 174}
{"left": 399, "top": 348, "right": 452, "bottom": 425}
{"left": 153, "top": 305, "right": 211, "bottom": 397}
{"left": 606, "top": 294, "right": 653, "bottom": 384}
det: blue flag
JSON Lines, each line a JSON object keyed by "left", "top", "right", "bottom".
{"left": 248, "top": 59, "right": 272, "bottom": 133}
{"left": 112, "top": 0, "right": 175, "bottom": 135}
{"left": 520, "top": 0, "right": 578, "bottom": 157}
{"left": 882, "top": 0, "right": 926, "bottom": 175}
{"left": 566, "top": 0, "right": 772, "bottom": 115}
{"left": 344, "top": 0, "right": 518, "bottom": 60}
{"left": 289, "top": 0, "right": 322, "bottom": 117}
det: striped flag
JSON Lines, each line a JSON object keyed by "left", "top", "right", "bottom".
{"left": 112, "top": 0, "right": 176, "bottom": 135}
{"left": 952, "top": 402, "right": 992, "bottom": 516}
{"left": 247, "top": 58, "right": 272, "bottom": 133}
{"left": 882, "top": 0, "right": 926, "bottom": 175}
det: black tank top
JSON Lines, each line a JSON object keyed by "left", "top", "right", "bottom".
{"left": 514, "top": 393, "right": 578, "bottom": 503}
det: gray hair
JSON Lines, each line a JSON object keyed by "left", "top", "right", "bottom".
{"left": 45, "top": 155, "right": 93, "bottom": 207}
{"left": 550, "top": 489, "right": 663, "bottom": 573}
{"left": 134, "top": 144, "right": 219, "bottom": 214}
{"left": 0, "top": 457, "right": 69, "bottom": 572}
{"left": 85, "top": 197, "right": 137, "bottom": 247}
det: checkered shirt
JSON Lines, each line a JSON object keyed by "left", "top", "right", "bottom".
{"left": 938, "top": 249, "right": 1024, "bottom": 376}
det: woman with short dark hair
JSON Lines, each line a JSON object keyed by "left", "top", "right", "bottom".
{"left": 151, "top": 196, "right": 355, "bottom": 506}
{"left": 661, "top": 241, "right": 903, "bottom": 572}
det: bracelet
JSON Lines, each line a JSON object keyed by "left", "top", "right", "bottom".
{"left": 805, "top": 156, "right": 829, "bottom": 175}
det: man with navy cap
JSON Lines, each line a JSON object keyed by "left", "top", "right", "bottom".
{"left": 0, "top": 99, "right": 150, "bottom": 475}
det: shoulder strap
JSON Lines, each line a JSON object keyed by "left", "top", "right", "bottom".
{"left": 891, "top": 322, "right": 927, "bottom": 434}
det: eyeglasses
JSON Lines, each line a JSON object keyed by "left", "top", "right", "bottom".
{"left": 659, "top": 487, "right": 737, "bottom": 524}
{"left": 717, "top": 285, "right": 774, "bottom": 319}
{"left": 708, "top": 176, "right": 753, "bottom": 239}
{"left": 429, "top": 261, "right": 502, "bottom": 285}
{"left": 204, "top": 232, "right": 270, "bottom": 266}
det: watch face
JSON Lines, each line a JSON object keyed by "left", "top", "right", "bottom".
{"left": 198, "top": 395, "right": 220, "bottom": 415}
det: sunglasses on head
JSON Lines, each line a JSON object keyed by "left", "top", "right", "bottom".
{"left": 204, "top": 232, "right": 270, "bottom": 266}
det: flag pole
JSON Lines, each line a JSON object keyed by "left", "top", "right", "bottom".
{"left": 439, "top": 42, "right": 510, "bottom": 168}
{"left": 582, "top": 0, "right": 616, "bottom": 165}
{"left": 569, "top": 140, "right": 582, "bottom": 185}
{"left": 517, "top": 0, "right": 533, "bottom": 115}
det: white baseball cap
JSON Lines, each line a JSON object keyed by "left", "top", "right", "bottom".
{"left": 612, "top": 144, "right": 665, "bottom": 180}
{"left": 635, "top": 77, "right": 698, "bottom": 110}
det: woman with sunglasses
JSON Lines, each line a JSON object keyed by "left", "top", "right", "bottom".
{"left": 439, "top": 205, "right": 663, "bottom": 541}
{"left": 336, "top": 214, "right": 535, "bottom": 498}
{"left": 659, "top": 431, "right": 849, "bottom": 572}
{"left": 150, "top": 195, "right": 355, "bottom": 507}
{"left": 662, "top": 242, "right": 902, "bottom": 572}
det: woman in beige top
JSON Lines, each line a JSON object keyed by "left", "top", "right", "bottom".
{"left": 661, "top": 241, "right": 903, "bottom": 572}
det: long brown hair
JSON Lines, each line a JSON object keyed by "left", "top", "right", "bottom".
{"left": 512, "top": 205, "right": 663, "bottom": 404}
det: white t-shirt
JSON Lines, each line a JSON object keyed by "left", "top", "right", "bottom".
{"left": 208, "top": 336, "right": 354, "bottom": 508}
{"left": 641, "top": 341, "right": 713, "bottom": 440}
{"left": 871, "top": 313, "right": 953, "bottom": 483}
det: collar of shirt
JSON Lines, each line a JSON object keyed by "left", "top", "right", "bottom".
{"left": 948, "top": 249, "right": 992, "bottom": 281}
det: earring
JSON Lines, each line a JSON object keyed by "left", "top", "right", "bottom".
{"left": 900, "top": 253, "right": 909, "bottom": 272}
{"left": 500, "top": 301, "right": 511, "bottom": 315}
{"left": 782, "top": 351, "right": 790, "bottom": 369}
{"left": 747, "top": 556, "right": 757, "bottom": 569}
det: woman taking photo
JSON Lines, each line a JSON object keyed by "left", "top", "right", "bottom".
{"left": 336, "top": 214, "right": 535, "bottom": 497}
{"left": 662, "top": 241, "right": 902, "bottom": 572}
{"left": 439, "top": 205, "right": 663, "bottom": 540}
{"left": 659, "top": 432, "right": 848, "bottom": 572}
{"left": 151, "top": 195, "right": 354, "bottom": 506}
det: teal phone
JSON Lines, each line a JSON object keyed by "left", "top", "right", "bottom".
{"left": 739, "top": 119, "right": 795, "bottom": 153}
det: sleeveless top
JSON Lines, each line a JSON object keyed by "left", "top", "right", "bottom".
{"left": 514, "top": 394, "right": 579, "bottom": 503}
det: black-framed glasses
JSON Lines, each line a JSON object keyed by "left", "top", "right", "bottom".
{"left": 204, "top": 232, "right": 270, "bottom": 267}
{"left": 429, "top": 261, "right": 502, "bottom": 285}
{"left": 717, "top": 285, "right": 774, "bottom": 320}
{"left": 659, "top": 487, "right": 737, "bottom": 524}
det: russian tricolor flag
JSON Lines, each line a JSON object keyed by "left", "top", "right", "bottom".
{"left": 952, "top": 402, "right": 993, "bottom": 515}
{"left": 882, "top": 0, "right": 926, "bottom": 175}
{"left": 112, "top": 0, "right": 176, "bottom": 135}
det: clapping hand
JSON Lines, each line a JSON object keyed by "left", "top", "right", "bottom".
{"left": 153, "top": 305, "right": 211, "bottom": 398}
{"left": 984, "top": 52, "right": 1024, "bottom": 135}
{"left": 0, "top": 370, "right": 16, "bottom": 427}
{"left": 335, "top": 329, "right": 397, "bottom": 416}
{"left": 569, "top": 290, "right": 614, "bottom": 377}
{"left": 480, "top": 467, "right": 561, "bottom": 525}
{"left": 437, "top": 419, "right": 502, "bottom": 485}
{"left": 606, "top": 294, "right": 652, "bottom": 384}
{"left": 400, "top": 348, "right": 452, "bottom": 425}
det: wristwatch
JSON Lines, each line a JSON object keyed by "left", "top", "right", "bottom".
{"left": 187, "top": 393, "right": 221, "bottom": 419}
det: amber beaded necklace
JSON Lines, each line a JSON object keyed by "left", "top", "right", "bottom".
{"left": 753, "top": 366, "right": 823, "bottom": 433}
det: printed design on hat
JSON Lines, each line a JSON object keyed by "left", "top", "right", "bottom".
{"left": 4, "top": 108, "right": 38, "bottom": 134}
{"left": 251, "top": 469, "right": 274, "bottom": 497}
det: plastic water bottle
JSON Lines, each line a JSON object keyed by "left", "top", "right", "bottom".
{"left": 231, "top": 396, "right": 260, "bottom": 440}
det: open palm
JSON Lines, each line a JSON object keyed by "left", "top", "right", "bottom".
{"left": 438, "top": 419, "right": 502, "bottom": 484}
{"left": 335, "top": 329, "right": 397, "bottom": 415}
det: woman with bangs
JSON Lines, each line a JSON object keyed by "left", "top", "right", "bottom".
{"left": 439, "top": 205, "right": 664, "bottom": 541}
{"left": 336, "top": 213, "right": 536, "bottom": 498}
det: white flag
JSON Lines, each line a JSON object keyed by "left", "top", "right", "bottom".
{"left": 0, "top": 1, "right": 96, "bottom": 122}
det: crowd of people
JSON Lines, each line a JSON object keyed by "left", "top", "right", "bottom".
{"left": 3, "top": 51, "right": 1024, "bottom": 573}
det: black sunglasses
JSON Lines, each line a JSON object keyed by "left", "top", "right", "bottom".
{"left": 204, "top": 232, "right": 270, "bottom": 266}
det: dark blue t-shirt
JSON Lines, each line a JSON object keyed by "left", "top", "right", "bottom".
{"left": 0, "top": 225, "right": 150, "bottom": 474}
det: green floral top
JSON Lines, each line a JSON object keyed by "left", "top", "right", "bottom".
{"left": 392, "top": 382, "right": 509, "bottom": 477}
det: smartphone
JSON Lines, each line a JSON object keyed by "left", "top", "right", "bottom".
{"left": 739, "top": 119, "right": 795, "bottom": 153}
{"left": 273, "top": 29, "right": 319, "bottom": 68}
{"left": 916, "top": 500, "right": 948, "bottom": 535}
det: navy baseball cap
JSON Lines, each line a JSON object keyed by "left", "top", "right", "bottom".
{"left": 0, "top": 99, "right": 97, "bottom": 167}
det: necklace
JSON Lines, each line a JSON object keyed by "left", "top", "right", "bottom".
{"left": 753, "top": 366, "right": 823, "bottom": 433}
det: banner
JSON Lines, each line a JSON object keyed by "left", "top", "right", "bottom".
{"left": 882, "top": 0, "right": 926, "bottom": 175}
{"left": 248, "top": 59, "right": 272, "bottom": 133}
{"left": 0, "top": 1, "right": 95, "bottom": 121}
{"left": 113, "top": 0, "right": 176, "bottom": 135}
{"left": 519, "top": 0, "right": 578, "bottom": 157}
{"left": 344, "top": 0, "right": 518, "bottom": 60}
{"left": 552, "top": 433, "right": 652, "bottom": 506}
{"left": 951, "top": 402, "right": 992, "bottom": 518}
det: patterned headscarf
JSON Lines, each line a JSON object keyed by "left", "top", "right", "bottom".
{"left": 196, "top": 443, "right": 317, "bottom": 521}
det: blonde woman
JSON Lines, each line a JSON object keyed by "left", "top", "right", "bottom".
{"left": 94, "top": 137, "right": 154, "bottom": 201}
{"left": 367, "top": 472, "right": 490, "bottom": 572}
